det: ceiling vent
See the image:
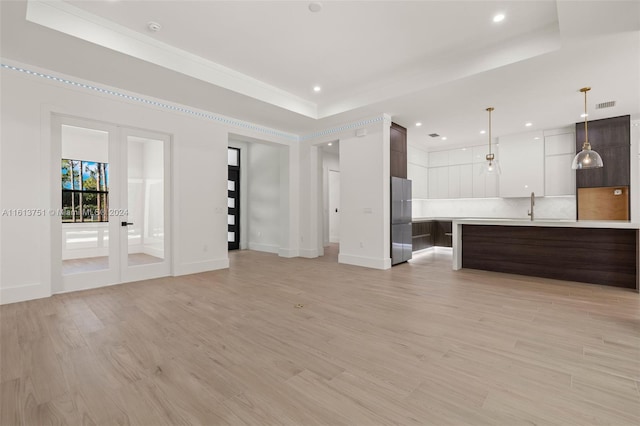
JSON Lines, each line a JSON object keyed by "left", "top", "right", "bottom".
{"left": 428, "top": 133, "right": 440, "bottom": 138}
{"left": 595, "top": 101, "right": 616, "bottom": 109}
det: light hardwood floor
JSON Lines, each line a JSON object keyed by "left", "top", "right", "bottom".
{"left": 2, "top": 246, "right": 639, "bottom": 425}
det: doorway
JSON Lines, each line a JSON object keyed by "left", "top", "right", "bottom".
{"left": 54, "top": 115, "right": 171, "bottom": 293}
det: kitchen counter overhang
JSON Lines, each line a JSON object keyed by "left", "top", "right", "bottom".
{"left": 452, "top": 219, "right": 640, "bottom": 291}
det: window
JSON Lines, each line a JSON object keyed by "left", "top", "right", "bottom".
{"left": 61, "top": 159, "right": 109, "bottom": 222}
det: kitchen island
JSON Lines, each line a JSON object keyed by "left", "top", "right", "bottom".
{"left": 452, "top": 219, "right": 640, "bottom": 291}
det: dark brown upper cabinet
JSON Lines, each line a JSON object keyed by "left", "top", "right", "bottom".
{"left": 390, "top": 122, "right": 407, "bottom": 178}
{"left": 575, "top": 115, "right": 630, "bottom": 188}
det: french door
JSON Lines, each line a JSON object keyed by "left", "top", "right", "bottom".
{"left": 55, "top": 116, "right": 171, "bottom": 293}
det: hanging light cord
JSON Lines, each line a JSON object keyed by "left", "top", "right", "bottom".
{"left": 486, "top": 107, "right": 494, "bottom": 162}
{"left": 581, "top": 87, "right": 591, "bottom": 150}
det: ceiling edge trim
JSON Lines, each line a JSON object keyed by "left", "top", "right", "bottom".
{"left": 25, "top": 0, "right": 318, "bottom": 119}
{"left": 0, "top": 62, "right": 300, "bottom": 142}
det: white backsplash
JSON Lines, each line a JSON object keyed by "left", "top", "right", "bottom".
{"left": 413, "top": 196, "right": 576, "bottom": 220}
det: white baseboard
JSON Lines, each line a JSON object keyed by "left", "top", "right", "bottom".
{"left": 248, "top": 242, "right": 279, "bottom": 254}
{"left": 173, "top": 258, "right": 229, "bottom": 276}
{"left": 338, "top": 253, "right": 391, "bottom": 270}
{"left": 298, "top": 248, "right": 319, "bottom": 258}
{"left": 278, "top": 248, "right": 299, "bottom": 258}
{"left": 1, "top": 282, "right": 50, "bottom": 305}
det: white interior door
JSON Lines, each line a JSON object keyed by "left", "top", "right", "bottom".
{"left": 329, "top": 169, "right": 340, "bottom": 243}
{"left": 120, "top": 129, "right": 171, "bottom": 283}
{"left": 56, "top": 116, "right": 170, "bottom": 293}
{"left": 58, "top": 117, "right": 121, "bottom": 292}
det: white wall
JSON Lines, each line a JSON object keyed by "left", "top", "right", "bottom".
{"left": 0, "top": 63, "right": 297, "bottom": 304}
{"left": 337, "top": 118, "right": 391, "bottom": 269}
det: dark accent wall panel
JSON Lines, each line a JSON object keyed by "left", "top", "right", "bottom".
{"left": 390, "top": 122, "right": 407, "bottom": 178}
{"left": 576, "top": 115, "right": 630, "bottom": 188}
{"left": 462, "top": 225, "right": 637, "bottom": 289}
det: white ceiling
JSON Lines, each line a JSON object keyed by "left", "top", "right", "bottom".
{"left": 2, "top": 1, "right": 639, "bottom": 149}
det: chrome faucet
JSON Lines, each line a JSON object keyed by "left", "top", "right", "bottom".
{"left": 527, "top": 192, "right": 535, "bottom": 221}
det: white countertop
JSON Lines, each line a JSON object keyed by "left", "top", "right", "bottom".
{"left": 452, "top": 218, "right": 640, "bottom": 229}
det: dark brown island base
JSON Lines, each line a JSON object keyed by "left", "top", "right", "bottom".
{"left": 452, "top": 219, "right": 639, "bottom": 291}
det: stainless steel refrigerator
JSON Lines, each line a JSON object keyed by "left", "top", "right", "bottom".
{"left": 391, "top": 177, "right": 412, "bottom": 265}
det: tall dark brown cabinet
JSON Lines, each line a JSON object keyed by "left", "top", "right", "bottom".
{"left": 576, "top": 115, "right": 630, "bottom": 188}
{"left": 575, "top": 115, "right": 631, "bottom": 220}
{"left": 390, "top": 123, "right": 407, "bottom": 178}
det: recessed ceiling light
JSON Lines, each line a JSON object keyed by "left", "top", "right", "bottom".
{"left": 416, "top": 122, "right": 422, "bottom": 127}
{"left": 581, "top": 113, "right": 588, "bottom": 118}
{"left": 441, "top": 137, "right": 447, "bottom": 141}
{"left": 313, "top": 85, "right": 321, "bottom": 92}
{"left": 480, "top": 130, "right": 486, "bottom": 134}
{"left": 328, "top": 142, "right": 332, "bottom": 146}
{"left": 309, "top": 2, "right": 323, "bottom": 13}
{"left": 525, "top": 122, "right": 533, "bottom": 127}
{"left": 493, "top": 13, "right": 505, "bottom": 23}
{"left": 147, "top": 21, "right": 161, "bottom": 32}
{"left": 534, "top": 137, "right": 540, "bottom": 140}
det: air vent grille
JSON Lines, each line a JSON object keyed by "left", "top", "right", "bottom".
{"left": 595, "top": 101, "right": 616, "bottom": 109}
{"left": 428, "top": 133, "right": 440, "bottom": 138}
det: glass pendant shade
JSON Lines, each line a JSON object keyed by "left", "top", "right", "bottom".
{"left": 571, "top": 146, "right": 604, "bottom": 169}
{"left": 480, "top": 158, "right": 501, "bottom": 175}
{"left": 571, "top": 87, "right": 603, "bottom": 170}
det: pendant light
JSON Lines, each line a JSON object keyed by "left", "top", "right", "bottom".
{"left": 571, "top": 87, "right": 603, "bottom": 169}
{"left": 480, "top": 107, "right": 500, "bottom": 175}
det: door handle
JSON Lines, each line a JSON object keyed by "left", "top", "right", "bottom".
{"left": 121, "top": 221, "right": 134, "bottom": 226}
{"left": 335, "top": 208, "right": 338, "bottom": 213}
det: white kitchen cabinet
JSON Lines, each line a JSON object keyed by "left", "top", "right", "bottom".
{"left": 499, "top": 131, "right": 544, "bottom": 197}
{"left": 428, "top": 166, "right": 449, "bottom": 199}
{"left": 448, "top": 165, "right": 461, "bottom": 198}
{"left": 544, "top": 132, "right": 576, "bottom": 196}
{"left": 460, "top": 164, "right": 473, "bottom": 198}
{"left": 472, "top": 163, "right": 499, "bottom": 197}
{"left": 545, "top": 154, "right": 575, "bottom": 195}
{"left": 486, "top": 171, "right": 499, "bottom": 197}
{"left": 545, "top": 132, "right": 575, "bottom": 156}
{"left": 472, "top": 145, "right": 489, "bottom": 163}
{"left": 408, "top": 163, "right": 429, "bottom": 199}
{"left": 428, "top": 150, "right": 449, "bottom": 167}
{"left": 448, "top": 148, "right": 473, "bottom": 165}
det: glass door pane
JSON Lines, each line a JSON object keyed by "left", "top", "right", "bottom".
{"left": 126, "top": 136, "right": 165, "bottom": 266}
{"left": 61, "top": 125, "right": 111, "bottom": 275}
